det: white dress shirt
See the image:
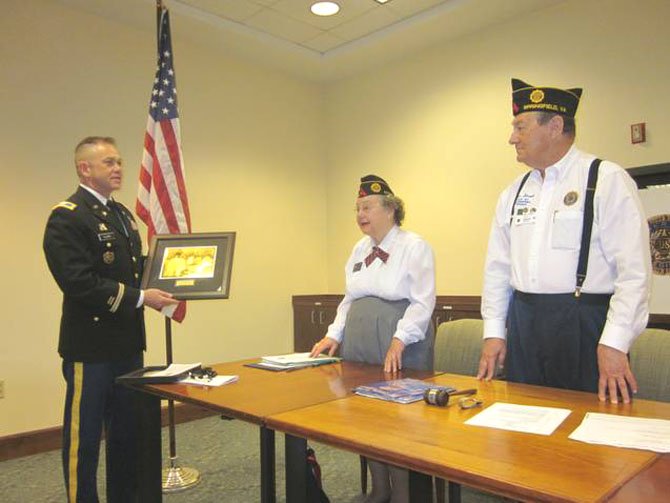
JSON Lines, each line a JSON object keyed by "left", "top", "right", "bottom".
{"left": 481, "top": 146, "right": 650, "bottom": 352}
{"left": 326, "top": 226, "right": 436, "bottom": 346}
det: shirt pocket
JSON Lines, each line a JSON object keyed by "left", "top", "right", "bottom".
{"left": 551, "top": 210, "right": 583, "bottom": 250}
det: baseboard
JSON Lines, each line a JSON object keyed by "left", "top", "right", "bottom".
{"left": 0, "top": 402, "right": 218, "bottom": 462}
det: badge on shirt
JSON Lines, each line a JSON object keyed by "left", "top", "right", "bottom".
{"left": 563, "top": 191, "right": 579, "bottom": 206}
{"left": 103, "top": 251, "right": 115, "bottom": 264}
{"left": 97, "top": 232, "right": 116, "bottom": 242}
{"left": 352, "top": 262, "right": 362, "bottom": 272}
{"left": 515, "top": 193, "right": 535, "bottom": 207}
{"left": 513, "top": 206, "right": 537, "bottom": 226}
{"left": 98, "top": 223, "right": 108, "bottom": 231}
{"left": 513, "top": 192, "right": 537, "bottom": 226}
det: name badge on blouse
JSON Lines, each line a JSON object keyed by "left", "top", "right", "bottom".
{"left": 352, "top": 262, "right": 362, "bottom": 272}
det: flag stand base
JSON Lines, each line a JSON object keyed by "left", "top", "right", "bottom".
{"left": 162, "top": 457, "right": 200, "bottom": 493}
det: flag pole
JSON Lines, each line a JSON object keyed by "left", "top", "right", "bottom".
{"left": 156, "top": 0, "right": 164, "bottom": 54}
{"left": 153, "top": 0, "right": 200, "bottom": 493}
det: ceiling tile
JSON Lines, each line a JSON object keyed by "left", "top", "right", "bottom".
{"left": 244, "top": 7, "right": 323, "bottom": 44}
{"left": 330, "top": 4, "right": 400, "bottom": 42}
{"left": 271, "top": 0, "right": 377, "bottom": 30}
{"left": 252, "top": 0, "right": 283, "bottom": 6}
{"left": 386, "top": 0, "right": 453, "bottom": 17}
{"left": 179, "top": 0, "right": 263, "bottom": 22}
{"left": 302, "top": 31, "right": 346, "bottom": 52}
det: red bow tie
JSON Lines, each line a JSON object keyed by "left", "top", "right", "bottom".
{"left": 364, "top": 246, "right": 389, "bottom": 267}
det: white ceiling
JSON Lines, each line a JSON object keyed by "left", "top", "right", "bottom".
{"left": 56, "top": 0, "right": 565, "bottom": 81}
{"left": 178, "top": 0, "right": 461, "bottom": 53}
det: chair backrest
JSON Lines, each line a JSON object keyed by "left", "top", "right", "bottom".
{"left": 433, "top": 319, "right": 483, "bottom": 376}
{"left": 629, "top": 328, "right": 670, "bottom": 402}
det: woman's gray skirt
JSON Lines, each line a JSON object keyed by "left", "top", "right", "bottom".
{"left": 340, "top": 296, "right": 433, "bottom": 371}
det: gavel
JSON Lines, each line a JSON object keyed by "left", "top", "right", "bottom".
{"left": 423, "top": 387, "right": 477, "bottom": 407}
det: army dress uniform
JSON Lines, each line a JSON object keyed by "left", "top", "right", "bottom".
{"left": 43, "top": 185, "right": 146, "bottom": 503}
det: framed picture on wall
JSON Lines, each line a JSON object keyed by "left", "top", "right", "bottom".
{"left": 141, "top": 232, "right": 236, "bottom": 300}
{"left": 628, "top": 162, "right": 670, "bottom": 328}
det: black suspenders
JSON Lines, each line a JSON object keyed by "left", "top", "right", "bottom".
{"left": 575, "top": 158, "right": 602, "bottom": 296}
{"left": 509, "top": 171, "right": 532, "bottom": 225}
{"left": 509, "top": 158, "right": 602, "bottom": 297}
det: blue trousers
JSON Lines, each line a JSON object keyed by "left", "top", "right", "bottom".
{"left": 61, "top": 354, "right": 143, "bottom": 503}
{"left": 506, "top": 291, "right": 610, "bottom": 393}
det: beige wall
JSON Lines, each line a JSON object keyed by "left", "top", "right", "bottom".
{"left": 324, "top": 0, "right": 670, "bottom": 295}
{"left": 0, "top": 0, "right": 325, "bottom": 436}
{"left": 1, "top": 0, "right": 669, "bottom": 437}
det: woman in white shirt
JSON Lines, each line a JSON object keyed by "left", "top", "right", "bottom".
{"left": 310, "top": 174, "right": 436, "bottom": 503}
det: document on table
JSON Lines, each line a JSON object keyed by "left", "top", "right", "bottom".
{"left": 142, "top": 363, "right": 201, "bottom": 377}
{"left": 465, "top": 402, "right": 571, "bottom": 435}
{"left": 251, "top": 352, "right": 341, "bottom": 371}
{"left": 569, "top": 412, "right": 670, "bottom": 453}
{"left": 179, "top": 375, "right": 239, "bottom": 387}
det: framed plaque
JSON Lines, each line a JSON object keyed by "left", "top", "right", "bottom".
{"left": 141, "top": 232, "right": 236, "bottom": 300}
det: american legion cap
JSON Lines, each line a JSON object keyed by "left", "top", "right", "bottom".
{"left": 358, "top": 175, "right": 394, "bottom": 198}
{"left": 512, "top": 78, "right": 582, "bottom": 117}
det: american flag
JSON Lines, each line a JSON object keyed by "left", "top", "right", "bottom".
{"left": 136, "top": 8, "right": 191, "bottom": 322}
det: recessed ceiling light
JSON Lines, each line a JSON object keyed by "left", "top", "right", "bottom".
{"left": 374, "top": 0, "right": 392, "bottom": 4}
{"left": 310, "top": 2, "right": 340, "bottom": 17}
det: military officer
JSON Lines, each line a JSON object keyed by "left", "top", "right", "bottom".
{"left": 43, "top": 136, "right": 178, "bottom": 502}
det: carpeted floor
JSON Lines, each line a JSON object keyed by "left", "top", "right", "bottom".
{"left": 0, "top": 416, "right": 506, "bottom": 502}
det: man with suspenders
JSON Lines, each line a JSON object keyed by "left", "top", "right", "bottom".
{"left": 477, "top": 79, "right": 651, "bottom": 404}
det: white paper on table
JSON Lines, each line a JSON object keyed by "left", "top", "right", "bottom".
{"left": 569, "top": 412, "right": 670, "bottom": 453}
{"left": 179, "top": 375, "right": 239, "bottom": 387}
{"left": 261, "top": 352, "right": 339, "bottom": 366}
{"left": 142, "top": 363, "right": 201, "bottom": 378}
{"left": 465, "top": 402, "right": 571, "bottom": 435}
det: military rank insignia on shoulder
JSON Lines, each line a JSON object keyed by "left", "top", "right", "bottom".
{"left": 52, "top": 201, "right": 77, "bottom": 211}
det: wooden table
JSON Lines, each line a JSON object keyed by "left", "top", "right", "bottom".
{"left": 267, "top": 373, "right": 670, "bottom": 503}
{"left": 128, "top": 358, "right": 435, "bottom": 502}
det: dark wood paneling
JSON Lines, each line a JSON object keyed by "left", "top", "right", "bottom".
{"left": 649, "top": 313, "right": 670, "bottom": 330}
{"left": 293, "top": 294, "right": 669, "bottom": 351}
{"left": 292, "top": 294, "right": 484, "bottom": 351}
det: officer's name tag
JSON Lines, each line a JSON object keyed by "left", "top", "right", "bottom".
{"left": 97, "top": 232, "right": 116, "bottom": 242}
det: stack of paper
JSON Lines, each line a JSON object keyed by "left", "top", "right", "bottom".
{"left": 569, "top": 412, "right": 670, "bottom": 452}
{"left": 142, "top": 363, "right": 202, "bottom": 378}
{"left": 354, "top": 378, "right": 455, "bottom": 404}
{"left": 257, "top": 352, "right": 341, "bottom": 371}
{"left": 179, "top": 374, "right": 239, "bottom": 387}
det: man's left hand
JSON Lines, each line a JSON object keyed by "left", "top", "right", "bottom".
{"left": 597, "top": 344, "right": 638, "bottom": 404}
{"left": 384, "top": 338, "right": 405, "bottom": 373}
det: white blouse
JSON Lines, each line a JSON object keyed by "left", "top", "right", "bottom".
{"left": 325, "top": 226, "right": 436, "bottom": 346}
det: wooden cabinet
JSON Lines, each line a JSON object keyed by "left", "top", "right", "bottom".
{"left": 292, "top": 295, "right": 483, "bottom": 351}
{"left": 293, "top": 296, "right": 669, "bottom": 350}
{"left": 292, "top": 295, "right": 341, "bottom": 352}
{"left": 432, "top": 295, "right": 482, "bottom": 329}
{"left": 648, "top": 314, "right": 670, "bottom": 330}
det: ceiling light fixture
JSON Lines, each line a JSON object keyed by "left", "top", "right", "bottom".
{"left": 310, "top": 1, "right": 340, "bottom": 17}
{"left": 373, "top": 0, "right": 392, "bottom": 4}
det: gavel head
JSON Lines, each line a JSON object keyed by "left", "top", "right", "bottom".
{"left": 423, "top": 387, "right": 477, "bottom": 407}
